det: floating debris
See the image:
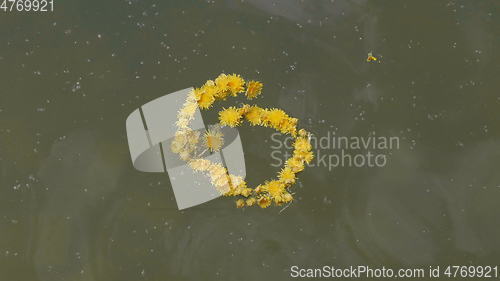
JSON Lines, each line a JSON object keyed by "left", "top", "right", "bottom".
{"left": 366, "top": 52, "right": 378, "bottom": 62}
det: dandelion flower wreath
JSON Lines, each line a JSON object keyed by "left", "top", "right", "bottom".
{"left": 170, "top": 74, "right": 314, "bottom": 208}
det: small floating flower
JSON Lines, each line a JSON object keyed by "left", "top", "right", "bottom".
{"left": 215, "top": 73, "right": 245, "bottom": 96}
{"left": 196, "top": 89, "right": 215, "bottom": 109}
{"left": 203, "top": 126, "right": 224, "bottom": 152}
{"left": 366, "top": 52, "right": 378, "bottom": 62}
{"left": 243, "top": 106, "right": 264, "bottom": 126}
{"left": 245, "top": 80, "right": 263, "bottom": 99}
{"left": 263, "top": 108, "right": 287, "bottom": 128}
{"left": 236, "top": 198, "right": 245, "bottom": 208}
{"left": 278, "top": 167, "right": 296, "bottom": 184}
{"left": 219, "top": 106, "right": 243, "bottom": 127}
{"left": 257, "top": 196, "right": 272, "bottom": 208}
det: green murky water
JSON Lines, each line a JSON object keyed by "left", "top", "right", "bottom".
{"left": 1, "top": 0, "right": 499, "bottom": 280}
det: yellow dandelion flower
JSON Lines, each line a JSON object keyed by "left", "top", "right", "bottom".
{"left": 278, "top": 117, "right": 298, "bottom": 135}
{"left": 263, "top": 180, "right": 285, "bottom": 198}
{"left": 298, "top": 129, "right": 308, "bottom": 137}
{"left": 264, "top": 108, "right": 287, "bottom": 128}
{"left": 208, "top": 170, "right": 229, "bottom": 185}
{"left": 238, "top": 104, "right": 251, "bottom": 115}
{"left": 211, "top": 173, "right": 228, "bottom": 185}
{"left": 175, "top": 118, "right": 189, "bottom": 129}
{"left": 214, "top": 88, "right": 230, "bottom": 100}
{"left": 231, "top": 187, "right": 243, "bottom": 196}
{"left": 197, "top": 92, "right": 215, "bottom": 109}
{"left": 179, "top": 150, "right": 191, "bottom": 161}
{"left": 286, "top": 157, "right": 305, "bottom": 172}
{"left": 181, "top": 102, "right": 197, "bottom": 116}
{"left": 273, "top": 194, "right": 286, "bottom": 204}
{"left": 207, "top": 166, "right": 227, "bottom": 186}
{"left": 187, "top": 130, "right": 200, "bottom": 145}
{"left": 230, "top": 177, "right": 246, "bottom": 190}
{"left": 219, "top": 107, "right": 242, "bottom": 127}
{"left": 209, "top": 165, "right": 227, "bottom": 180}
{"left": 202, "top": 80, "right": 222, "bottom": 98}
{"left": 366, "top": 52, "right": 378, "bottom": 62}
{"left": 236, "top": 199, "right": 245, "bottom": 208}
{"left": 204, "top": 79, "right": 216, "bottom": 87}
{"left": 170, "top": 137, "right": 185, "bottom": 154}
{"left": 240, "top": 188, "right": 252, "bottom": 197}
{"left": 278, "top": 167, "right": 296, "bottom": 184}
{"left": 195, "top": 83, "right": 219, "bottom": 108}
{"left": 214, "top": 73, "right": 245, "bottom": 96}
{"left": 214, "top": 73, "right": 230, "bottom": 90}
{"left": 282, "top": 192, "right": 293, "bottom": 203}
{"left": 212, "top": 75, "right": 229, "bottom": 99}
{"left": 178, "top": 109, "right": 194, "bottom": 122}
{"left": 244, "top": 106, "right": 263, "bottom": 126}
{"left": 294, "top": 137, "right": 312, "bottom": 152}
{"left": 203, "top": 127, "right": 224, "bottom": 152}
{"left": 298, "top": 150, "right": 314, "bottom": 164}
{"left": 186, "top": 90, "right": 197, "bottom": 102}
{"left": 245, "top": 81, "right": 263, "bottom": 99}
{"left": 257, "top": 196, "right": 271, "bottom": 208}
{"left": 213, "top": 179, "right": 230, "bottom": 194}
{"left": 246, "top": 197, "right": 256, "bottom": 206}
{"left": 226, "top": 74, "right": 245, "bottom": 96}
{"left": 218, "top": 185, "right": 231, "bottom": 195}
{"left": 193, "top": 87, "right": 203, "bottom": 98}
{"left": 189, "top": 159, "right": 211, "bottom": 171}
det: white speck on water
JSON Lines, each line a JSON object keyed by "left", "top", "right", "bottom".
{"left": 72, "top": 81, "right": 81, "bottom": 92}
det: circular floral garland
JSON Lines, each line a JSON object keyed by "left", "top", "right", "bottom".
{"left": 170, "top": 74, "right": 313, "bottom": 208}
